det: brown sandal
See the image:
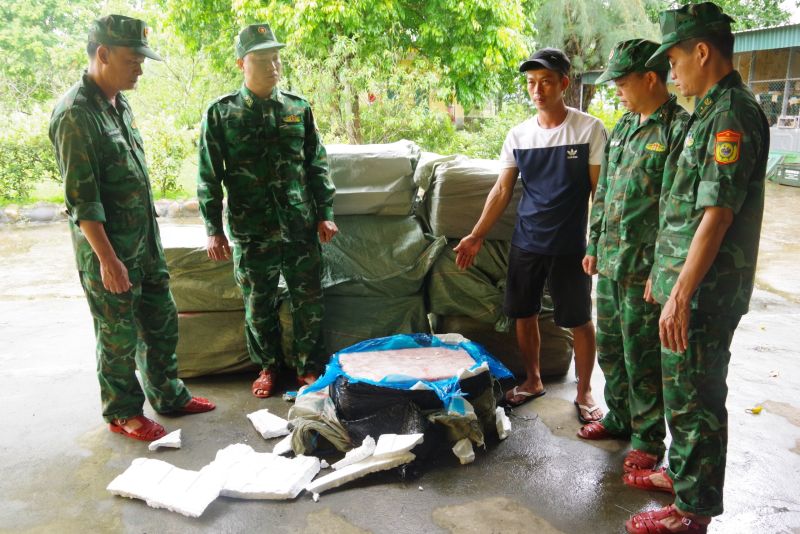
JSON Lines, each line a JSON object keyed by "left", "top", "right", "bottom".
{"left": 109, "top": 415, "right": 166, "bottom": 442}
{"left": 624, "top": 449, "right": 660, "bottom": 472}
{"left": 252, "top": 369, "right": 277, "bottom": 398}
{"left": 622, "top": 467, "right": 674, "bottom": 494}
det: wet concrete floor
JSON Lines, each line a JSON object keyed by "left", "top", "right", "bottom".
{"left": 1, "top": 182, "right": 799, "bottom": 533}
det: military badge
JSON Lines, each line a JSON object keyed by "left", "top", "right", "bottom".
{"left": 684, "top": 133, "right": 694, "bottom": 148}
{"left": 646, "top": 142, "right": 666, "bottom": 152}
{"left": 714, "top": 129, "right": 741, "bottom": 165}
{"left": 283, "top": 115, "right": 302, "bottom": 123}
{"left": 244, "top": 95, "right": 253, "bottom": 108}
{"left": 258, "top": 26, "right": 267, "bottom": 34}
{"left": 143, "top": 27, "right": 149, "bottom": 38}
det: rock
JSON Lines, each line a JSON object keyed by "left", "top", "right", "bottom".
{"left": 167, "top": 201, "right": 182, "bottom": 218}
{"left": 154, "top": 199, "right": 171, "bottom": 217}
{"left": 22, "top": 202, "right": 59, "bottom": 223}
{"left": 181, "top": 199, "right": 200, "bottom": 216}
{"left": 4, "top": 205, "right": 21, "bottom": 223}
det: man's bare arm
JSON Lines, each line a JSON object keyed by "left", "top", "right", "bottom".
{"left": 454, "top": 167, "right": 519, "bottom": 270}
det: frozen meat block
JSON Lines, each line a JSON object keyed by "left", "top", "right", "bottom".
{"left": 338, "top": 347, "right": 476, "bottom": 382}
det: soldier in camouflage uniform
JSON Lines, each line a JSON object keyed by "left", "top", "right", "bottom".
{"left": 49, "top": 15, "right": 215, "bottom": 442}
{"left": 580, "top": 40, "right": 689, "bottom": 475}
{"left": 621, "top": 4, "right": 769, "bottom": 533}
{"left": 198, "top": 23, "right": 337, "bottom": 398}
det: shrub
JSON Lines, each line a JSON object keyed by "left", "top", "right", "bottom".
{"left": 138, "top": 115, "right": 194, "bottom": 198}
{"left": 0, "top": 109, "right": 59, "bottom": 202}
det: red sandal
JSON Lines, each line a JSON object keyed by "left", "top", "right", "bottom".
{"left": 109, "top": 415, "right": 166, "bottom": 442}
{"left": 622, "top": 467, "right": 674, "bottom": 494}
{"left": 252, "top": 369, "right": 277, "bottom": 398}
{"left": 624, "top": 449, "right": 660, "bottom": 472}
{"left": 176, "top": 396, "right": 216, "bottom": 414}
{"left": 625, "top": 505, "right": 709, "bottom": 533}
{"left": 577, "top": 421, "right": 613, "bottom": 440}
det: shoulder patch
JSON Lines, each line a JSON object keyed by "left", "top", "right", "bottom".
{"left": 645, "top": 142, "right": 666, "bottom": 152}
{"left": 714, "top": 129, "right": 741, "bottom": 165}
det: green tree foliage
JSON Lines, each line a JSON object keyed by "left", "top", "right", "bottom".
{"left": 0, "top": 109, "right": 60, "bottom": 202}
{"left": 646, "top": 0, "right": 794, "bottom": 30}
{"left": 533, "top": 0, "right": 658, "bottom": 109}
{"left": 0, "top": 0, "right": 99, "bottom": 107}
{"left": 160, "top": 0, "right": 529, "bottom": 142}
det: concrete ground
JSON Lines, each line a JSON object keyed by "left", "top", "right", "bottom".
{"left": 1, "top": 182, "right": 799, "bottom": 534}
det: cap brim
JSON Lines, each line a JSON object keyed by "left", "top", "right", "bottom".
{"left": 134, "top": 46, "right": 163, "bottom": 61}
{"left": 519, "top": 58, "right": 565, "bottom": 75}
{"left": 645, "top": 40, "right": 677, "bottom": 68}
{"left": 244, "top": 42, "right": 286, "bottom": 56}
{"left": 595, "top": 69, "right": 627, "bottom": 85}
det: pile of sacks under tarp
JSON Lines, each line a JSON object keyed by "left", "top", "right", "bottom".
{"left": 163, "top": 140, "right": 573, "bottom": 379}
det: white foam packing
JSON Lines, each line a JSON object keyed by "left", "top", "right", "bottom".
{"left": 495, "top": 407, "right": 511, "bottom": 440}
{"left": 372, "top": 433, "right": 424, "bottom": 458}
{"left": 213, "top": 444, "right": 320, "bottom": 500}
{"left": 332, "top": 435, "right": 376, "bottom": 470}
{"left": 246, "top": 408, "right": 290, "bottom": 439}
{"left": 305, "top": 452, "right": 416, "bottom": 495}
{"left": 148, "top": 429, "right": 182, "bottom": 451}
{"left": 106, "top": 458, "right": 225, "bottom": 518}
{"left": 452, "top": 438, "right": 475, "bottom": 465}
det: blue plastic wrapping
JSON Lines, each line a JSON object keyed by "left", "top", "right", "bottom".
{"left": 300, "top": 333, "right": 514, "bottom": 414}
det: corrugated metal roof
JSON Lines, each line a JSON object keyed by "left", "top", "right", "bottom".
{"left": 734, "top": 23, "right": 800, "bottom": 53}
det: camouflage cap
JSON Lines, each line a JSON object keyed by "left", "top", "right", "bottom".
{"left": 646, "top": 2, "right": 735, "bottom": 67}
{"left": 596, "top": 39, "right": 669, "bottom": 84}
{"left": 236, "top": 23, "right": 286, "bottom": 59}
{"left": 88, "top": 14, "right": 162, "bottom": 61}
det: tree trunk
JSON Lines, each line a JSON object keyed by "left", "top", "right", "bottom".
{"left": 350, "top": 93, "right": 363, "bottom": 144}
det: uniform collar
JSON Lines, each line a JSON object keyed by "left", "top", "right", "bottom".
{"left": 637, "top": 94, "right": 678, "bottom": 127}
{"left": 693, "top": 70, "right": 742, "bottom": 119}
{"left": 240, "top": 85, "right": 284, "bottom": 108}
{"left": 82, "top": 71, "right": 126, "bottom": 114}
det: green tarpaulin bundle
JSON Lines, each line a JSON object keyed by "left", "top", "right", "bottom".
{"left": 428, "top": 239, "right": 574, "bottom": 378}
{"left": 175, "top": 311, "right": 256, "bottom": 378}
{"left": 416, "top": 156, "right": 523, "bottom": 240}
{"left": 322, "top": 215, "right": 446, "bottom": 297}
{"left": 280, "top": 294, "right": 430, "bottom": 358}
{"left": 327, "top": 140, "right": 421, "bottom": 216}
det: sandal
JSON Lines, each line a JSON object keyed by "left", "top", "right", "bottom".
{"left": 503, "top": 386, "right": 546, "bottom": 407}
{"left": 624, "top": 449, "right": 660, "bottom": 472}
{"left": 623, "top": 467, "right": 674, "bottom": 494}
{"left": 175, "top": 396, "right": 216, "bottom": 414}
{"left": 577, "top": 421, "right": 613, "bottom": 440}
{"left": 109, "top": 415, "right": 166, "bottom": 442}
{"left": 574, "top": 401, "right": 603, "bottom": 424}
{"left": 252, "top": 369, "right": 277, "bottom": 398}
{"left": 626, "top": 505, "right": 709, "bottom": 533}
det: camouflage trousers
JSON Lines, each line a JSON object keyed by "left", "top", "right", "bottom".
{"left": 664, "top": 311, "right": 741, "bottom": 517}
{"left": 233, "top": 239, "right": 325, "bottom": 374}
{"left": 596, "top": 275, "right": 665, "bottom": 456}
{"left": 79, "top": 271, "right": 191, "bottom": 423}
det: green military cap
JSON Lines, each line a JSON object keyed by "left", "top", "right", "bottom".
{"left": 596, "top": 39, "right": 669, "bottom": 84}
{"left": 236, "top": 23, "right": 286, "bottom": 59}
{"left": 88, "top": 14, "right": 162, "bottom": 61}
{"left": 646, "top": 2, "right": 734, "bottom": 67}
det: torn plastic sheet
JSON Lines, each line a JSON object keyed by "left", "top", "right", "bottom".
{"left": 301, "top": 333, "right": 513, "bottom": 415}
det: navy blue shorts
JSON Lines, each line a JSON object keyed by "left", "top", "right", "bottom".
{"left": 503, "top": 245, "right": 592, "bottom": 328}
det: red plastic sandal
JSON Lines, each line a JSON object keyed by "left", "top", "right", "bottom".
{"left": 622, "top": 467, "right": 674, "bottom": 494}
{"left": 252, "top": 369, "right": 277, "bottom": 398}
{"left": 577, "top": 421, "right": 613, "bottom": 440}
{"left": 624, "top": 449, "right": 660, "bottom": 472}
{"left": 626, "top": 505, "right": 709, "bottom": 533}
{"left": 109, "top": 415, "right": 166, "bottom": 442}
{"left": 177, "top": 396, "right": 216, "bottom": 414}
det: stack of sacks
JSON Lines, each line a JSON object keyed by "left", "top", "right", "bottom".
{"left": 427, "top": 236, "right": 573, "bottom": 378}
{"left": 280, "top": 215, "right": 446, "bottom": 356}
{"left": 415, "top": 155, "right": 523, "bottom": 241}
{"left": 160, "top": 226, "right": 255, "bottom": 378}
{"left": 327, "top": 140, "right": 420, "bottom": 216}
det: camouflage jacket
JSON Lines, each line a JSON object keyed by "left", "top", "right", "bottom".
{"left": 197, "top": 85, "right": 335, "bottom": 243}
{"left": 49, "top": 72, "right": 166, "bottom": 281}
{"left": 652, "top": 71, "right": 769, "bottom": 315}
{"left": 588, "top": 95, "right": 688, "bottom": 282}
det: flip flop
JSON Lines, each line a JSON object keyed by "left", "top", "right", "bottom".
{"left": 504, "top": 386, "right": 546, "bottom": 407}
{"left": 574, "top": 401, "right": 603, "bottom": 424}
